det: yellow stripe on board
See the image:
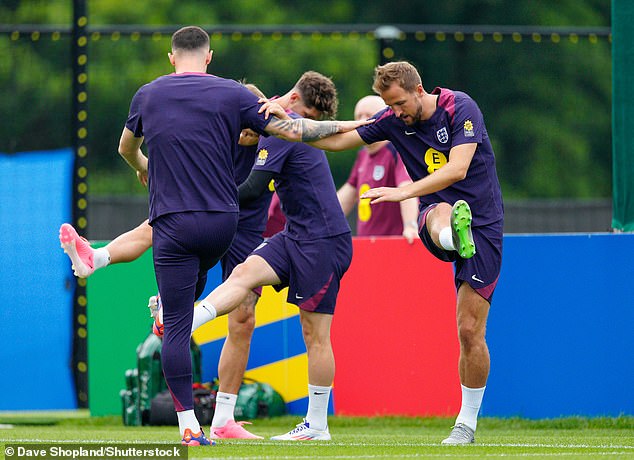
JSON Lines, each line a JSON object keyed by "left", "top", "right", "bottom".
{"left": 192, "top": 311, "right": 228, "bottom": 345}
{"left": 192, "top": 286, "right": 299, "bottom": 345}
{"left": 244, "top": 354, "right": 309, "bottom": 403}
{"left": 255, "top": 286, "right": 300, "bottom": 325}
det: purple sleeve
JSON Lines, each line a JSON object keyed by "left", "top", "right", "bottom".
{"left": 450, "top": 96, "right": 484, "bottom": 148}
{"left": 125, "top": 87, "right": 144, "bottom": 137}
{"left": 252, "top": 137, "right": 287, "bottom": 174}
{"left": 239, "top": 86, "right": 271, "bottom": 136}
{"left": 356, "top": 107, "right": 392, "bottom": 145}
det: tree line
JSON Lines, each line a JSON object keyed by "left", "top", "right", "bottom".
{"left": 0, "top": 0, "right": 611, "bottom": 198}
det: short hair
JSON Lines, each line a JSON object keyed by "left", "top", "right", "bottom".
{"left": 171, "top": 26, "right": 209, "bottom": 52}
{"left": 372, "top": 61, "right": 422, "bottom": 94}
{"left": 244, "top": 83, "right": 266, "bottom": 99}
{"left": 294, "top": 71, "right": 338, "bottom": 119}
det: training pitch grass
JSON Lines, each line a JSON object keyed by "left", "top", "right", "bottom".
{"left": 1, "top": 413, "right": 633, "bottom": 459}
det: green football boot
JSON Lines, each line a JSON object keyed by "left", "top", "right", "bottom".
{"left": 450, "top": 200, "right": 476, "bottom": 259}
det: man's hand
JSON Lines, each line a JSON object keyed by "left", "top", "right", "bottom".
{"left": 402, "top": 224, "right": 418, "bottom": 244}
{"left": 258, "top": 99, "right": 289, "bottom": 120}
{"left": 361, "top": 186, "right": 409, "bottom": 204}
{"left": 136, "top": 169, "right": 148, "bottom": 187}
{"left": 334, "top": 118, "right": 375, "bottom": 133}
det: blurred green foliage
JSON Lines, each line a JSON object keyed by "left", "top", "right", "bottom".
{"left": 0, "top": 0, "right": 611, "bottom": 197}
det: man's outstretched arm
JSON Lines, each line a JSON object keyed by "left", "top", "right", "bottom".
{"left": 260, "top": 100, "right": 370, "bottom": 148}
{"left": 263, "top": 114, "right": 370, "bottom": 143}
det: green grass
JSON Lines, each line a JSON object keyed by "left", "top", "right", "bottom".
{"left": 1, "top": 413, "right": 633, "bottom": 459}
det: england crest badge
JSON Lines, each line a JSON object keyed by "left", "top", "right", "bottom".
{"left": 372, "top": 165, "right": 385, "bottom": 181}
{"left": 436, "top": 127, "right": 449, "bottom": 144}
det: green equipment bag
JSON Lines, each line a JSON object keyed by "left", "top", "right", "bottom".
{"left": 120, "top": 332, "right": 202, "bottom": 426}
{"left": 213, "top": 377, "right": 287, "bottom": 420}
{"left": 148, "top": 385, "right": 215, "bottom": 426}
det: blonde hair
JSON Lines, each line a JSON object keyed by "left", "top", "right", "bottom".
{"left": 243, "top": 83, "right": 266, "bottom": 99}
{"left": 372, "top": 61, "right": 422, "bottom": 94}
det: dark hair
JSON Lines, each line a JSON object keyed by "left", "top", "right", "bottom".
{"left": 372, "top": 61, "right": 422, "bottom": 93}
{"left": 295, "top": 71, "right": 338, "bottom": 119}
{"left": 171, "top": 26, "right": 209, "bottom": 52}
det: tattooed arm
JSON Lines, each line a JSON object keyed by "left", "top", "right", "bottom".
{"left": 261, "top": 100, "right": 372, "bottom": 145}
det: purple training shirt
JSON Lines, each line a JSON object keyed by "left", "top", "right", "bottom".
{"left": 357, "top": 87, "right": 503, "bottom": 227}
{"left": 125, "top": 73, "right": 271, "bottom": 223}
{"left": 253, "top": 113, "right": 350, "bottom": 240}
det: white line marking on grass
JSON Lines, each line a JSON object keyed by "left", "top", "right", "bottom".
{"left": 5, "top": 440, "right": 633, "bottom": 450}
{"left": 3, "top": 439, "right": 178, "bottom": 444}
{"left": 479, "top": 443, "right": 634, "bottom": 449}
{"left": 257, "top": 442, "right": 634, "bottom": 450}
{"left": 193, "top": 454, "right": 634, "bottom": 459}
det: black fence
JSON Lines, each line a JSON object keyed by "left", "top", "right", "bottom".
{"left": 88, "top": 196, "right": 613, "bottom": 240}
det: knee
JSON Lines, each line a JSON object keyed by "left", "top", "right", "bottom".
{"left": 457, "top": 318, "right": 486, "bottom": 351}
{"left": 227, "top": 262, "right": 252, "bottom": 287}
{"left": 427, "top": 203, "right": 451, "bottom": 222}
{"left": 228, "top": 310, "right": 256, "bottom": 341}
{"left": 426, "top": 203, "right": 452, "bottom": 237}
{"left": 301, "top": 324, "right": 330, "bottom": 352}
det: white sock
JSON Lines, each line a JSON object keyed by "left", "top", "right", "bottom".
{"left": 439, "top": 227, "right": 455, "bottom": 251}
{"left": 211, "top": 392, "right": 237, "bottom": 428}
{"left": 93, "top": 247, "right": 111, "bottom": 270}
{"left": 306, "top": 384, "right": 331, "bottom": 431}
{"left": 191, "top": 302, "right": 217, "bottom": 333}
{"left": 177, "top": 409, "right": 201, "bottom": 436}
{"left": 455, "top": 385, "right": 485, "bottom": 431}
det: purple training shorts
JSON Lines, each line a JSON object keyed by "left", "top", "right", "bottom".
{"left": 419, "top": 204, "right": 503, "bottom": 303}
{"left": 251, "top": 232, "right": 353, "bottom": 314}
